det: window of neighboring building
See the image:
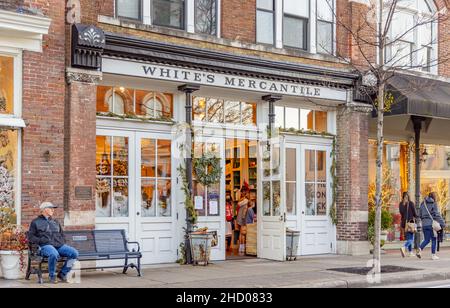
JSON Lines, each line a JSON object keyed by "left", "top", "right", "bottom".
{"left": 0, "top": 55, "right": 14, "bottom": 115}
{"left": 96, "top": 86, "right": 173, "bottom": 119}
{"left": 275, "top": 105, "right": 328, "bottom": 132}
{"left": 117, "top": 0, "right": 142, "bottom": 20}
{"left": 385, "top": 0, "right": 437, "bottom": 73}
{"left": 257, "top": 0, "right": 275, "bottom": 45}
{"left": 152, "top": 0, "right": 186, "bottom": 30}
{"left": 283, "top": 0, "right": 309, "bottom": 50}
{"left": 316, "top": 0, "right": 334, "bottom": 54}
{"left": 195, "top": 0, "right": 217, "bottom": 35}
{"left": 193, "top": 97, "right": 257, "bottom": 126}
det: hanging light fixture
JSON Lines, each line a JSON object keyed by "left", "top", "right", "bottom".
{"left": 421, "top": 147, "right": 429, "bottom": 163}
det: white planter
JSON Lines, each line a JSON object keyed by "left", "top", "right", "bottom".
{"left": 0, "top": 250, "right": 28, "bottom": 280}
{"left": 380, "top": 231, "right": 388, "bottom": 242}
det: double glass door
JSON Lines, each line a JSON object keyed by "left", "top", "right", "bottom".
{"left": 95, "top": 129, "right": 177, "bottom": 264}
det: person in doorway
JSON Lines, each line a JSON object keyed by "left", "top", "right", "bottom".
{"left": 399, "top": 192, "right": 417, "bottom": 257}
{"left": 236, "top": 186, "right": 249, "bottom": 255}
{"left": 417, "top": 192, "right": 445, "bottom": 260}
{"left": 225, "top": 194, "right": 233, "bottom": 251}
{"left": 246, "top": 200, "right": 255, "bottom": 225}
{"left": 28, "top": 202, "right": 79, "bottom": 284}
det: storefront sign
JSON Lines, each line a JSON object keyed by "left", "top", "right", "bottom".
{"left": 103, "top": 58, "right": 348, "bottom": 102}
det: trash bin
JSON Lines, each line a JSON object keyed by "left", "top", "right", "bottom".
{"left": 189, "top": 231, "right": 214, "bottom": 266}
{"left": 286, "top": 229, "right": 300, "bottom": 261}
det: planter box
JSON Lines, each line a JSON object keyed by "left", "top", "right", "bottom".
{"left": 0, "top": 250, "right": 28, "bottom": 280}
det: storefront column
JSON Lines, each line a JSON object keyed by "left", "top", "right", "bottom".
{"left": 64, "top": 68, "right": 102, "bottom": 229}
{"left": 336, "top": 102, "right": 372, "bottom": 255}
{"left": 178, "top": 84, "right": 200, "bottom": 264}
{"left": 262, "top": 94, "right": 282, "bottom": 134}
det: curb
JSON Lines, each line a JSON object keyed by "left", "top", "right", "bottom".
{"left": 282, "top": 270, "right": 450, "bottom": 288}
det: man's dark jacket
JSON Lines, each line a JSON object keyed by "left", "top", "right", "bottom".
{"left": 28, "top": 215, "right": 66, "bottom": 248}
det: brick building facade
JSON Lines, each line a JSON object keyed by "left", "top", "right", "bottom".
{"left": 1, "top": 0, "right": 449, "bottom": 265}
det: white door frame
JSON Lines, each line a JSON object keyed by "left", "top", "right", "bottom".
{"left": 135, "top": 131, "right": 178, "bottom": 264}
{"left": 299, "top": 143, "right": 334, "bottom": 255}
{"left": 257, "top": 137, "right": 287, "bottom": 261}
{"left": 95, "top": 128, "right": 137, "bottom": 241}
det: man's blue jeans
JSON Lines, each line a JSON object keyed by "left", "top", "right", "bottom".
{"left": 40, "top": 245, "right": 79, "bottom": 279}
{"left": 404, "top": 232, "right": 414, "bottom": 252}
{"left": 420, "top": 226, "right": 437, "bottom": 254}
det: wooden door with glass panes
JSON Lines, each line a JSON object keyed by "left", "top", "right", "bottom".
{"left": 136, "top": 132, "right": 177, "bottom": 264}
{"left": 95, "top": 129, "right": 177, "bottom": 265}
{"left": 193, "top": 137, "right": 226, "bottom": 261}
{"left": 300, "top": 145, "right": 333, "bottom": 255}
{"left": 258, "top": 138, "right": 286, "bottom": 261}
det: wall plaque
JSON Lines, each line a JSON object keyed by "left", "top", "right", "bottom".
{"left": 74, "top": 186, "right": 93, "bottom": 200}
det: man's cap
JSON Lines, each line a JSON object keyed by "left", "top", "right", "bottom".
{"left": 40, "top": 202, "right": 58, "bottom": 210}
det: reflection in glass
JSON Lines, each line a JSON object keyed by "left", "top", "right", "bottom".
{"left": 317, "top": 151, "right": 326, "bottom": 179}
{"left": 96, "top": 136, "right": 111, "bottom": 176}
{"left": 305, "top": 150, "right": 315, "bottom": 182}
{"left": 0, "top": 56, "right": 13, "bottom": 115}
{"left": 272, "top": 144, "right": 280, "bottom": 177}
{"left": 141, "top": 178, "right": 156, "bottom": 217}
{"left": 193, "top": 97, "right": 206, "bottom": 121}
{"left": 263, "top": 181, "right": 271, "bottom": 216}
{"left": 113, "top": 178, "right": 128, "bottom": 217}
{"left": 96, "top": 178, "right": 111, "bottom": 217}
{"left": 242, "top": 103, "right": 256, "bottom": 125}
{"left": 207, "top": 98, "right": 224, "bottom": 123}
{"left": 158, "top": 179, "right": 171, "bottom": 217}
{"left": 153, "top": 0, "right": 185, "bottom": 29}
{"left": 275, "top": 106, "right": 284, "bottom": 128}
{"left": 286, "top": 183, "right": 296, "bottom": 215}
{"left": 305, "top": 183, "right": 315, "bottom": 215}
{"left": 272, "top": 181, "right": 281, "bottom": 216}
{"left": 195, "top": 0, "right": 217, "bottom": 35}
{"left": 141, "top": 139, "right": 156, "bottom": 177}
{"left": 157, "top": 140, "right": 171, "bottom": 178}
{"left": 96, "top": 86, "right": 112, "bottom": 113}
{"left": 111, "top": 88, "right": 134, "bottom": 114}
{"left": 113, "top": 137, "right": 129, "bottom": 176}
{"left": 316, "top": 182, "right": 327, "bottom": 216}
{"left": 225, "top": 101, "right": 241, "bottom": 124}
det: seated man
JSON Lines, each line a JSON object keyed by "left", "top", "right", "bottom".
{"left": 28, "top": 202, "right": 79, "bottom": 284}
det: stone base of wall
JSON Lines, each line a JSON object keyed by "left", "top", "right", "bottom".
{"left": 64, "top": 210, "right": 95, "bottom": 229}
{"left": 336, "top": 240, "right": 370, "bottom": 256}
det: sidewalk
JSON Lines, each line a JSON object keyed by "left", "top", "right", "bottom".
{"left": 3, "top": 248, "right": 450, "bottom": 288}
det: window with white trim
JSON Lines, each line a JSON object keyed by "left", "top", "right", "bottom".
{"left": 116, "top": 0, "right": 220, "bottom": 36}
{"left": 256, "top": 0, "right": 335, "bottom": 54}
{"left": 283, "top": 0, "right": 309, "bottom": 49}
{"left": 385, "top": 0, "right": 437, "bottom": 73}
{"left": 257, "top": 0, "right": 275, "bottom": 45}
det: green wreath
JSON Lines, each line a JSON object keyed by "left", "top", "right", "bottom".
{"left": 193, "top": 153, "right": 222, "bottom": 186}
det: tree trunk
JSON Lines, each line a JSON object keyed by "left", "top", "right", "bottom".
{"left": 373, "top": 84, "right": 384, "bottom": 274}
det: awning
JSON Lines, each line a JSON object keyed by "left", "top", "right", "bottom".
{"left": 0, "top": 117, "right": 26, "bottom": 129}
{"left": 386, "top": 74, "right": 450, "bottom": 120}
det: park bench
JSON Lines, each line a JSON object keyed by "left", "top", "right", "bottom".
{"left": 26, "top": 229, "right": 142, "bottom": 284}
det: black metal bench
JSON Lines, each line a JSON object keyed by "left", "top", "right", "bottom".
{"left": 26, "top": 229, "right": 142, "bottom": 284}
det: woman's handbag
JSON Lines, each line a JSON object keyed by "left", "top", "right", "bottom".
{"left": 424, "top": 203, "right": 442, "bottom": 232}
{"left": 405, "top": 203, "right": 417, "bottom": 233}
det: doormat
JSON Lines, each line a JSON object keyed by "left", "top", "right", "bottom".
{"left": 327, "top": 265, "right": 421, "bottom": 275}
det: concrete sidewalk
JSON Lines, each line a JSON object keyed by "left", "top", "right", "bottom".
{"left": 3, "top": 248, "right": 450, "bottom": 288}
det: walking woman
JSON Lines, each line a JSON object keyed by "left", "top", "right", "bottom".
{"left": 399, "top": 192, "right": 417, "bottom": 257}
{"left": 417, "top": 192, "right": 445, "bottom": 260}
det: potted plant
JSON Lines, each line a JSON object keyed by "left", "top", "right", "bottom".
{"left": 368, "top": 208, "right": 394, "bottom": 249}
{"left": 0, "top": 207, "right": 28, "bottom": 279}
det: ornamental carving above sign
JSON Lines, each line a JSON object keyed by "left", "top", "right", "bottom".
{"left": 71, "top": 24, "right": 105, "bottom": 70}
{"left": 66, "top": 0, "right": 81, "bottom": 24}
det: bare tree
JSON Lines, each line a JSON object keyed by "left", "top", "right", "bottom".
{"left": 319, "top": 0, "right": 450, "bottom": 273}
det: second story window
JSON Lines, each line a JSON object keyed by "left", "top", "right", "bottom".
{"left": 117, "top": 0, "right": 142, "bottom": 20}
{"left": 283, "top": 0, "right": 309, "bottom": 50}
{"left": 316, "top": 0, "right": 334, "bottom": 54}
{"left": 257, "top": 0, "right": 275, "bottom": 45}
{"left": 195, "top": 0, "right": 217, "bottom": 35}
{"left": 153, "top": 0, "right": 186, "bottom": 29}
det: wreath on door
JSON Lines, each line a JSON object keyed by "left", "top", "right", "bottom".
{"left": 193, "top": 153, "right": 222, "bottom": 186}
